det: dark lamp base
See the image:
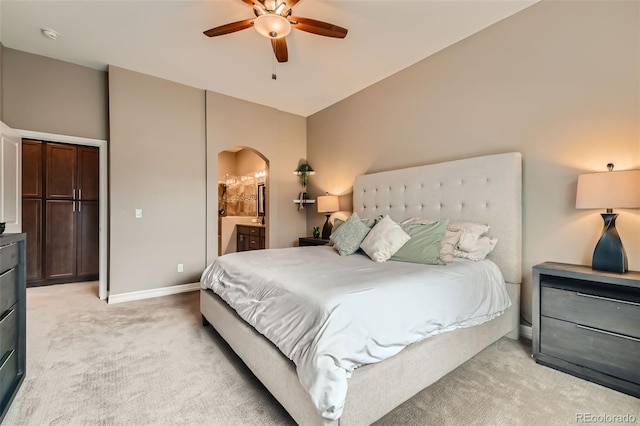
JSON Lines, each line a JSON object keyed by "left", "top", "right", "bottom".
{"left": 592, "top": 213, "right": 628, "bottom": 274}
{"left": 321, "top": 214, "right": 332, "bottom": 240}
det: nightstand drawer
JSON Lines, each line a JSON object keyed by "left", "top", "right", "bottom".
{"left": 541, "top": 316, "right": 640, "bottom": 384}
{"left": 541, "top": 286, "right": 640, "bottom": 339}
{"left": 0, "top": 243, "right": 18, "bottom": 275}
{"left": 0, "top": 268, "right": 17, "bottom": 315}
{"left": 0, "top": 350, "right": 18, "bottom": 403}
{"left": 0, "top": 308, "right": 17, "bottom": 359}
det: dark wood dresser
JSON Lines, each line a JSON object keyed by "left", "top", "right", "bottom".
{"left": 236, "top": 225, "right": 265, "bottom": 252}
{"left": 0, "top": 233, "right": 26, "bottom": 423}
{"left": 532, "top": 262, "right": 640, "bottom": 397}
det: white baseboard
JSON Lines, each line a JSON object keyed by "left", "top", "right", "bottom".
{"left": 519, "top": 324, "right": 532, "bottom": 340}
{"left": 108, "top": 282, "right": 200, "bottom": 304}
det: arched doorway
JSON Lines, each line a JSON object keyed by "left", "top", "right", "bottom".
{"left": 217, "top": 147, "right": 269, "bottom": 255}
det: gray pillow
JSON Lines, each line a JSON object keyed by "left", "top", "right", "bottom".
{"left": 330, "top": 212, "right": 372, "bottom": 256}
{"left": 332, "top": 215, "right": 381, "bottom": 236}
{"left": 390, "top": 220, "right": 448, "bottom": 265}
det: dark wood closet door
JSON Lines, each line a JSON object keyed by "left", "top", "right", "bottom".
{"left": 23, "top": 199, "right": 43, "bottom": 281}
{"left": 22, "top": 140, "right": 43, "bottom": 198}
{"left": 45, "top": 200, "right": 76, "bottom": 279}
{"left": 77, "top": 146, "right": 99, "bottom": 201}
{"left": 46, "top": 143, "right": 77, "bottom": 199}
{"left": 76, "top": 201, "right": 99, "bottom": 277}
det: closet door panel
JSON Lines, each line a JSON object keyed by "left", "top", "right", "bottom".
{"left": 22, "top": 140, "right": 43, "bottom": 198}
{"left": 77, "top": 146, "right": 99, "bottom": 201}
{"left": 77, "top": 201, "right": 99, "bottom": 277}
{"left": 46, "top": 143, "right": 77, "bottom": 199}
{"left": 23, "top": 199, "right": 43, "bottom": 281}
{"left": 45, "top": 200, "right": 76, "bottom": 279}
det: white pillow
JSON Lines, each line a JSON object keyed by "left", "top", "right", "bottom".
{"left": 360, "top": 216, "right": 410, "bottom": 262}
{"left": 453, "top": 233, "right": 498, "bottom": 261}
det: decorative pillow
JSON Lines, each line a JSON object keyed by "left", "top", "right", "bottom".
{"left": 332, "top": 215, "right": 381, "bottom": 236}
{"left": 390, "top": 219, "right": 448, "bottom": 265}
{"left": 360, "top": 216, "right": 410, "bottom": 262}
{"left": 453, "top": 233, "right": 498, "bottom": 261}
{"left": 401, "top": 218, "right": 463, "bottom": 263}
{"left": 330, "top": 212, "right": 372, "bottom": 256}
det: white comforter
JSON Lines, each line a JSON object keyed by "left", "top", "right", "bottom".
{"left": 200, "top": 246, "right": 511, "bottom": 420}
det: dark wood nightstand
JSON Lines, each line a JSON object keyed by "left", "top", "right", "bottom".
{"left": 532, "top": 262, "right": 640, "bottom": 398}
{"left": 298, "top": 237, "right": 330, "bottom": 247}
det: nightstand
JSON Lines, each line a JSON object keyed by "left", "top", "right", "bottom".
{"left": 532, "top": 262, "right": 640, "bottom": 397}
{"left": 298, "top": 237, "right": 330, "bottom": 247}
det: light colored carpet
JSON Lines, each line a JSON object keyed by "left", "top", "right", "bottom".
{"left": 4, "top": 282, "right": 639, "bottom": 425}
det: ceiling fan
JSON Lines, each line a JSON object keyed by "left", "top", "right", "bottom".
{"left": 203, "top": 0, "right": 348, "bottom": 63}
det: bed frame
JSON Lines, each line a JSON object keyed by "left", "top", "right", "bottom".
{"left": 201, "top": 152, "right": 522, "bottom": 425}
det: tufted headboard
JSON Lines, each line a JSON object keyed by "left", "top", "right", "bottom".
{"left": 353, "top": 152, "right": 522, "bottom": 284}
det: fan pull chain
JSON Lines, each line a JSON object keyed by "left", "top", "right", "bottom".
{"left": 272, "top": 55, "right": 277, "bottom": 80}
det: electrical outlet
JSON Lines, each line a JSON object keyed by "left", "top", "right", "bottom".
{"left": 177, "top": 264, "right": 184, "bottom": 272}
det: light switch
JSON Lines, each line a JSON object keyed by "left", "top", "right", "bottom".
{"left": 135, "top": 209, "right": 143, "bottom": 218}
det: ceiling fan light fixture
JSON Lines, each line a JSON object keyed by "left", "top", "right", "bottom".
{"left": 254, "top": 14, "right": 291, "bottom": 39}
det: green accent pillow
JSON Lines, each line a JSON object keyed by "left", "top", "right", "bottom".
{"left": 390, "top": 219, "right": 449, "bottom": 265}
{"left": 330, "top": 212, "right": 372, "bottom": 256}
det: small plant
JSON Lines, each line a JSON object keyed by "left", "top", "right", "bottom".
{"left": 312, "top": 226, "right": 320, "bottom": 238}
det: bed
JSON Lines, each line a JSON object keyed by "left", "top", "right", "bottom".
{"left": 200, "top": 152, "right": 522, "bottom": 425}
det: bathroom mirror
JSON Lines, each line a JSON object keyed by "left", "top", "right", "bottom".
{"left": 257, "top": 183, "right": 266, "bottom": 216}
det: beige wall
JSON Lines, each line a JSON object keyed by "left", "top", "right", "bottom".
{"left": 108, "top": 66, "right": 206, "bottom": 295}
{"left": 306, "top": 0, "right": 640, "bottom": 324}
{"left": 206, "top": 91, "right": 307, "bottom": 264}
{"left": 218, "top": 150, "right": 236, "bottom": 182}
{"left": 2, "top": 48, "right": 107, "bottom": 140}
{"left": 236, "top": 149, "right": 266, "bottom": 176}
{"left": 0, "top": 44, "right": 4, "bottom": 121}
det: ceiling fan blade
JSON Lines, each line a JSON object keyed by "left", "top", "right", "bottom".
{"left": 271, "top": 38, "right": 288, "bottom": 63}
{"left": 289, "top": 16, "right": 348, "bottom": 38}
{"left": 203, "top": 19, "right": 255, "bottom": 37}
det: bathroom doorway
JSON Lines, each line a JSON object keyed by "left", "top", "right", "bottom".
{"left": 217, "top": 147, "right": 269, "bottom": 256}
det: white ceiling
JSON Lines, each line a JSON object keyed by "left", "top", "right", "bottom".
{"left": 0, "top": 0, "right": 537, "bottom": 117}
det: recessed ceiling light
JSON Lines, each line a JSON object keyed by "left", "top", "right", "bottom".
{"left": 41, "top": 28, "right": 59, "bottom": 40}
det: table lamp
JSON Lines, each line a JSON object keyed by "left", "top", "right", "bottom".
{"left": 317, "top": 194, "right": 339, "bottom": 239}
{"left": 576, "top": 164, "right": 640, "bottom": 273}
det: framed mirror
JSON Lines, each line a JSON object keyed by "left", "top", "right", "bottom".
{"left": 257, "top": 183, "right": 266, "bottom": 216}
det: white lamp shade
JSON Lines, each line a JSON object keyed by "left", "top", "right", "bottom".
{"left": 317, "top": 195, "right": 339, "bottom": 213}
{"left": 576, "top": 169, "right": 640, "bottom": 209}
{"left": 254, "top": 14, "right": 291, "bottom": 39}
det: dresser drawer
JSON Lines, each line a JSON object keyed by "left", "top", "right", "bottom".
{"left": 541, "top": 286, "right": 640, "bottom": 339}
{"left": 540, "top": 316, "right": 640, "bottom": 384}
{"left": 0, "top": 268, "right": 17, "bottom": 315}
{"left": 0, "top": 350, "right": 18, "bottom": 403}
{"left": 0, "top": 308, "right": 17, "bottom": 358}
{"left": 0, "top": 244, "right": 18, "bottom": 276}
{"left": 249, "top": 235, "right": 262, "bottom": 250}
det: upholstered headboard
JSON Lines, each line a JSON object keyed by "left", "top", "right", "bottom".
{"left": 353, "top": 152, "right": 522, "bottom": 284}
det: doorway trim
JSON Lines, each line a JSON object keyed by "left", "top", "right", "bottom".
{"left": 17, "top": 129, "right": 108, "bottom": 300}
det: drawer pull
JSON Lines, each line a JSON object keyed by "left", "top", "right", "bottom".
{"left": 0, "top": 267, "right": 14, "bottom": 278}
{"left": 576, "top": 292, "right": 640, "bottom": 307}
{"left": 0, "top": 308, "right": 14, "bottom": 323}
{"left": 0, "top": 349, "right": 14, "bottom": 370}
{"left": 576, "top": 324, "right": 640, "bottom": 342}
